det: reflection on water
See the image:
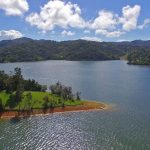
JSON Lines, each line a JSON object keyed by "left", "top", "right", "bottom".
{"left": 0, "top": 60, "right": 150, "bottom": 150}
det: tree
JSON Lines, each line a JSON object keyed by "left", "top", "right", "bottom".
{"left": 50, "top": 82, "right": 74, "bottom": 101}
{"left": 5, "top": 75, "right": 14, "bottom": 93}
{"left": 6, "top": 94, "right": 16, "bottom": 109}
{"left": 76, "top": 92, "right": 81, "bottom": 100}
{"left": 0, "top": 71, "right": 7, "bottom": 91}
{"left": 41, "top": 85, "right": 47, "bottom": 92}
{"left": 0, "top": 68, "right": 47, "bottom": 93}
{"left": 43, "top": 95, "right": 49, "bottom": 109}
{"left": 24, "top": 79, "right": 42, "bottom": 91}
{"left": 24, "top": 92, "right": 32, "bottom": 111}
{"left": 13, "top": 68, "right": 24, "bottom": 103}
{"left": 15, "top": 84, "right": 24, "bottom": 103}
{"left": 49, "top": 82, "right": 62, "bottom": 96}
{"left": 0, "top": 98, "right": 4, "bottom": 112}
{"left": 13, "top": 68, "right": 23, "bottom": 90}
{"left": 49, "top": 96, "right": 56, "bottom": 108}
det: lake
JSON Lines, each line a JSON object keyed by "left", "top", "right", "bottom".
{"left": 0, "top": 60, "right": 150, "bottom": 150}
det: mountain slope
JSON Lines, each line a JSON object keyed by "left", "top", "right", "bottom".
{"left": 0, "top": 38, "right": 150, "bottom": 64}
{"left": 0, "top": 38, "right": 125, "bottom": 62}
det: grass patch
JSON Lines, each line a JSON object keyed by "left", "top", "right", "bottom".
{"left": 0, "top": 91, "right": 82, "bottom": 110}
{"left": 0, "top": 91, "right": 11, "bottom": 106}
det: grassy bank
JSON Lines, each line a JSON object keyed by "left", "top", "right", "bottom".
{"left": 0, "top": 91, "right": 83, "bottom": 110}
{"left": 0, "top": 91, "right": 107, "bottom": 119}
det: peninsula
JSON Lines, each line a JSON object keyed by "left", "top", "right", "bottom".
{"left": 0, "top": 68, "right": 107, "bottom": 119}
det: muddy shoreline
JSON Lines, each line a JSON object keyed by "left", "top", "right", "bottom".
{"left": 0, "top": 101, "right": 109, "bottom": 119}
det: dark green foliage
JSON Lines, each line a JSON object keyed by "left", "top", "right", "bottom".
{"left": 0, "top": 68, "right": 47, "bottom": 109}
{"left": 0, "top": 38, "right": 127, "bottom": 62}
{"left": 0, "top": 98, "right": 4, "bottom": 112}
{"left": 0, "top": 68, "right": 47, "bottom": 92}
{"left": 49, "top": 96, "right": 56, "bottom": 108}
{"left": 0, "top": 38, "right": 150, "bottom": 64}
{"left": 24, "top": 79, "right": 46, "bottom": 91}
{"left": 76, "top": 92, "right": 81, "bottom": 100}
{"left": 24, "top": 92, "right": 32, "bottom": 110}
{"left": 50, "top": 82, "right": 63, "bottom": 96}
{"left": 0, "top": 71, "right": 7, "bottom": 91}
{"left": 6, "top": 94, "right": 17, "bottom": 109}
{"left": 50, "top": 82, "right": 73, "bottom": 100}
{"left": 127, "top": 48, "right": 150, "bottom": 65}
{"left": 15, "top": 84, "right": 24, "bottom": 103}
{"left": 0, "top": 68, "right": 24, "bottom": 93}
{"left": 49, "top": 82, "right": 80, "bottom": 101}
{"left": 41, "top": 85, "right": 47, "bottom": 92}
{"left": 13, "top": 68, "right": 24, "bottom": 102}
{"left": 1, "top": 38, "right": 150, "bottom": 64}
{"left": 43, "top": 95, "right": 49, "bottom": 109}
{"left": 43, "top": 95, "right": 56, "bottom": 109}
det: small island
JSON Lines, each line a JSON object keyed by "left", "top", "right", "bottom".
{"left": 0, "top": 68, "right": 107, "bottom": 119}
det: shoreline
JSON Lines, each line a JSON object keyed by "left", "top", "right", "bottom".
{"left": 0, "top": 101, "right": 109, "bottom": 119}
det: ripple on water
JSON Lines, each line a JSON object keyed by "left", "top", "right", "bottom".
{"left": 0, "top": 110, "right": 150, "bottom": 150}
{"left": 0, "top": 60, "right": 150, "bottom": 150}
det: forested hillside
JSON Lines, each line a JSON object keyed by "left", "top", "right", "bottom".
{"left": 0, "top": 38, "right": 150, "bottom": 64}
{"left": 128, "top": 48, "right": 150, "bottom": 65}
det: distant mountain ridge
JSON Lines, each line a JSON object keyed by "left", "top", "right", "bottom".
{"left": 0, "top": 38, "right": 150, "bottom": 64}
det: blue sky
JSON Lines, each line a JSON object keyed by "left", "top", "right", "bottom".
{"left": 0, "top": 0, "right": 150, "bottom": 41}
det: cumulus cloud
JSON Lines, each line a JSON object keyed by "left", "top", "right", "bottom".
{"left": 0, "top": 30, "right": 23, "bottom": 40}
{"left": 25, "top": 1, "right": 144, "bottom": 38}
{"left": 90, "top": 5, "right": 141, "bottom": 37}
{"left": 138, "top": 19, "right": 150, "bottom": 29}
{"left": 119, "top": 5, "right": 141, "bottom": 31}
{"left": 90, "top": 10, "right": 122, "bottom": 37}
{"left": 81, "top": 36, "right": 102, "bottom": 42}
{"left": 0, "top": 0, "right": 29, "bottom": 16}
{"left": 61, "top": 30, "right": 75, "bottom": 36}
{"left": 26, "top": 0, "right": 86, "bottom": 32}
{"left": 95, "top": 29, "right": 125, "bottom": 37}
{"left": 91, "top": 10, "right": 118, "bottom": 30}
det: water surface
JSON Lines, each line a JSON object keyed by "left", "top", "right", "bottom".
{"left": 0, "top": 60, "right": 150, "bottom": 150}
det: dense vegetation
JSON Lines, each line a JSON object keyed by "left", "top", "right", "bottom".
{"left": 127, "top": 48, "right": 150, "bottom": 65}
{"left": 0, "top": 68, "right": 46, "bottom": 93}
{"left": 0, "top": 38, "right": 150, "bottom": 64}
{"left": 0, "top": 68, "right": 81, "bottom": 112}
{"left": 0, "top": 37, "right": 125, "bottom": 62}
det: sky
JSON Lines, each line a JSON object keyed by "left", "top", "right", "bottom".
{"left": 0, "top": 0, "right": 150, "bottom": 42}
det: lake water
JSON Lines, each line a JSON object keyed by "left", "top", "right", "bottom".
{"left": 0, "top": 60, "right": 150, "bottom": 150}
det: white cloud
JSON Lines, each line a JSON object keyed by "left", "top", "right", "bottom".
{"left": 90, "top": 10, "right": 121, "bottom": 38}
{"left": 0, "top": 30, "right": 23, "bottom": 40}
{"left": 61, "top": 30, "right": 75, "bottom": 36}
{"left": 119, "top": 5, "right": 141, "bottom": 31}
{"left": 90, "top": 5, "right": 141, "bottom": 37}
{"left": 95, "top": 29, "right": 125, "bottom": 37}
{"left": 0, "top": 0, "right": 29, "bottom": 16}
{"left": 26, "top": 0, "right": 86, "bottom": 32}
{"left": 25, "top": 2, "right": 143, "bottom": 38}
{"left": 116, "top": 39, "right": 130, "bottom": 42}
{"left": 91, "top": 10, "right": 118, "bottom": 30}
{"left": 84, "top": 30, "right": 90, "bottom": 34}
{"left": 81, "top": 36, "right": 102, "bottom": 42}
{"left": 138, "top": 19, "right": 150, "bottom": 29}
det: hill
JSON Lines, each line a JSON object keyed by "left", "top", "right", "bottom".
{"left": 0, "top": 38, "right": 150, "bottom": 64}
{"left": 127, "top": 48, "right": 150, "bottom": 65}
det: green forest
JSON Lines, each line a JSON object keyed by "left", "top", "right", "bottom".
{"left": 0, "top": 38, "right": 150, "bottom": 65}
{"left": 0, "top": 68, "right": 81, "bottom": 112}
